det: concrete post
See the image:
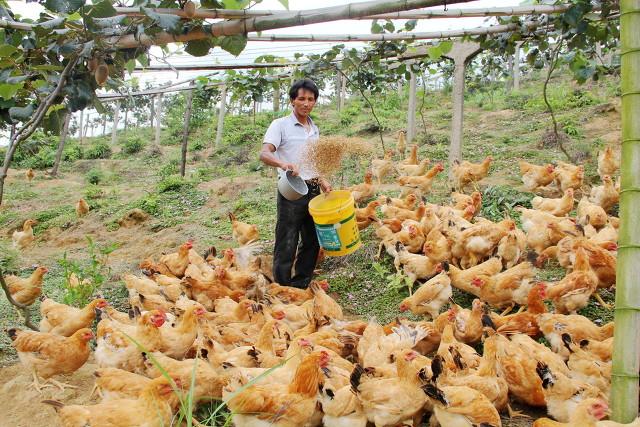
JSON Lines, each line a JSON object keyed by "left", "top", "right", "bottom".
{"left": 514, "top": 41, "right": 523, "bottom": 91}
{"left": 180, "top": 87, "right": 194, "bottom": 177}
{"left": 444, "top": 42, "right": 482, "bottom": 177}
{"left": 78, "top": 110, "right": 83, "bottom": 140}
{"left": 215, "top": 84, "right": 227, "bottom": 147}
{"left": 154, "top": 94, "right": 163, "bottom": 146}
{"left": 111, "top": 102, "right": 120, "bottom": 145}
{"left": 407, "top": 72, "right": 417, "bottom": 144}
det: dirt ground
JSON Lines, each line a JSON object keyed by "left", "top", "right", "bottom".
{"left": 0, "top": 360, "right": 98, "bottom": 427}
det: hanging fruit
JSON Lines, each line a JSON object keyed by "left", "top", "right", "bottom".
{"left": 95, "top": 64, "right": 109, "bottom": 86}
{"left": 184, "top": 1, "right": 196, "bottom": 18}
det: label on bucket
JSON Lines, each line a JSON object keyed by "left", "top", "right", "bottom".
{"left": 314, "top": 224, "right": 341, "bottom": 251}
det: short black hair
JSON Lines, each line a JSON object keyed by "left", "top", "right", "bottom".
{"left": 289, "top": 78, "right": 319, "bottom": 101}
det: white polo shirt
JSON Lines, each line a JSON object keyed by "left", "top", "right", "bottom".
{"left": 263, "top": 113, "right": 319, "bottom": 181}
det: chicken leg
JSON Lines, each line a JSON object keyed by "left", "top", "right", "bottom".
{"left": 507, "top": 403, "right": 530, "bottom": 419}
{"left": 594, "top": 292, "right": 613, "bottom": 310}
{"left": 29, "top": 370, "right": 52, "bottom": 393}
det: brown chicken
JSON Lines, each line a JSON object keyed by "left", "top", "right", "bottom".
{"left": 6, "top": 266, "right": 48, "bottom": 306}
{"left": 349, "top": 170, "right": 376, "bottom": 204}
{"left": 460, "top": 218, "right": 516, "bottom": 268}
{"left": 394, "top": 242, "right": 442, "bottom": 292}
{"left": 381, "top": 200, "right": 426, "bottom": 222}
{"left": 398, "top": 272, "right": 452, "bottom": 319}
{"left": 538, "top": 313, "right": 614, "bottom": 359}
{"left": 159, "top": 304, "right": 206, "bottom": 359}
{"left": 93, "top": 367, "right": 152, "bottom": 400}
{"left": 445, "top": 257, "right": 503, "bottom": 291}
{"left": 597, "top": 145, "right": 620, "bottom": 179}
{"left": 75, "top": 198, "right": 90, "bottom": 217}
{"left": 12, "top": 218, "right": 37, "bottom": 250}
{"left": 578, "top": 197, "right": 608, "bottom": 229}
{"left": 397, "top": 158, "right": 430, "bottom": 176}
{"left": 229, "top": 212, "right": 260, "bottom": 245}
{"left": 39, "top": 297, "right": 108, "bottom": 336}
{"left": 158, "top": 241, "right": 193, "bottom": 278}
{"left": 451, "top": 191, "right": 482, "bottom": 214}
{"left": 355, "top": 200, "right": 380, "bottom": 230}
{"left": 398, "top": 163, "right": 445, "bottom": 196}
{"left": 554, "top": 161, "right": 584, "bottom": 192}
{"left": 532, "top": 188, "right": 575, "bottom": 216}
{"left": 432, "top": 330, "right": 509, "bottom": 414}
{"left": 8, "top": 327, "right": 93, "bottom": 391}
{"left": 497, "top": 227, "right": 527, "bottom": 268}
{"left": 470, "top": 262, "right": 536, "bottom": 309}
{"left": 546, "top": 248, "right": 599, "bottom": 314}
{"left": 227, "top": 351, "right": 329, "bottom": 427}
{"left": 495, "top": 283, "right": 548, "bottom": 337}
{"left": 396, "top": 220, "right": 426, "bottom": 253}
{"left": 44, "top": 376, "right": 181, "bottom": 427}
{"left": 590, "top": 175, "right": 619, "bottom": 212}
{"left": 402, "top": 144, "right": 418, "bottom": 165}
{"left": 396, "top": 130, "right": 406, "bottom": 159}
{"left": 351, "top": 350, "right": 428, "bottom": 427}
{"left": 379, "top": 193, "right": 418, "bottom": 210}
{"left": 26, "top": 167, "right": 35, "bottom": 181}
{"left": 371, "top": 150, "right": 394, "bottom": 184}
{"left": 519, "top": 161, "right": 556, "bottom": 191}
{"left": 532, "top": 398, "right": 612, "bottom": 427}
{"left": 422, "top": 226, "right": 452, "bottom": 264}
{"left": 437, "top": 323, "right": 481, "bottom": 373}
{"left": 452, "top": 156, "right": 493, "bottom": 191}
{"left": 426, "top": 383, "right": 502, "bottom": 426}
{"left": 95, "top": 309, "right": 166, "bottom": 372}
{"left": 535, "top": 361, "right": 604, "bottom": 423}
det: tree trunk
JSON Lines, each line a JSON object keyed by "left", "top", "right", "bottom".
{"left": 149, "top": 97, "right": 155, "bottom": 128}
{"left": 273, "top": 82, "right": 281, "bottom": 112}
{"left": 78, "top": 110, "right": 84, "bottom": 141}
{"left": 83, "top": 114, "right": 90, "bottom": 141}
{"left": 123, "top": 108, "right": 129, "bottom": 136}
{"left": 51, "top": 113, "right": 71, "bottom": 177}
{"left": 102, "top": 115, "right": 107, "bottom": 135}
{"left": 180, "top": 88, "right": 194, "bottom": 177}
{"left": 111, "top": 101, "right": 120, "bottom": 145}
{"left": 407, "top": 71, "right": 417, "bottom": 144}
{"left": 339, "top": 74, "right": 346, "bottom": 111}
{"left": 611, "top": 0, "right": 640, "bottom": 422}
{"left": 155, "top": 94, "right": 163, "bottom": 147}
{"left": 215, "top": 85, "right": 227, "bottom": 147}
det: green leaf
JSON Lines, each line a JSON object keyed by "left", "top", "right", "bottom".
{"left": 92, "top": 15, "right": 126, "bottom": 29}
{"left": 9, "top": 104, "right": 35, "bottom": 121}
{"left": 277, "top": 0, "right": 289, "bottom": 9}
{"left": 0, "top": 44, "right": 17, "bottom": 57}
{"left": 371, "top": 21, "right": 383, "bottom": 34}
{"left": 125, "top": 59, "right": 135, "bottom": 75}
{"left": 185, "top": 39, "right": 213, "bottom": 57}
{"left": 0, "top": 83, "right": 22, "bottom": 100}
{"left": 44, "top": 0, "right": 85, "bottom": 13}
{"left": 439, "top": 40, "right": 454, "bottom": 54}
{"left": 142, "top": 7, "right": 181, "bottom": 34}
{"left": 137, "top": 54, "right": 149, "bottom": 67}
{"left": 218, "top": 34, "right": 247, "bottom": 56}
{"left": 200, "top": 0, "right": 223, "bottom": 7}
{"left": 35, "top": 17, "right": 66, "bottom": 31}
{"left": 32, "top": 64, "right": 64, "bottom": 71}
{"left": 87, "top": 0, "right": 116, "bottom": 18}
{"left": 67, "top": 11, "right": 82, "bottom": 21}
{"left": 427, "top": 46, "right": 442, "bottom": 60}
{"left": 6, "top": 75, "right": 28, "bottom": 84}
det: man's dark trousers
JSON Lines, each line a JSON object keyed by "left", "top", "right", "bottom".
{"left": 273, "top": 182, "right": 321, "bottom": 289}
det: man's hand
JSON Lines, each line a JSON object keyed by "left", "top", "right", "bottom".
{"left": 319, "top": 178, "right": 332, "bottom": 193}
{"left": 281, "top": 162, "right": 300, "bottom": 177}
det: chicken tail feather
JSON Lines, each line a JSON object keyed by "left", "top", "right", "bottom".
{"left": 42, "top": 400, "right": 65, "bottom": 411}
{"left": 6, "top": 328, "right": 18, "bottom": 341}
{"left": 422, "top": 381, "right": 448, "bottom": 406}
{"left": 350, "top": 364, "right": 365, "bottom": 394}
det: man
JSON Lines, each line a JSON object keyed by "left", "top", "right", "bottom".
{"left": 259, "top": 79, "right": 331, "bottom": 289}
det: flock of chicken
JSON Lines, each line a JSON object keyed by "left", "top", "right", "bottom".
{"left": 3, "top": 136, "right": 631, "bottom": 427}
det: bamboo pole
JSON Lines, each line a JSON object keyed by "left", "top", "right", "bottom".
{"left": 112, "top": 4, "right": 573, "bottom": 20}
{"left": 407, "top": 71, "right": 417, "bottom": 144}
{"left": 180, "top": 87, "right": 194, "bottom": 177}
{"left": 155, "top": 94, "right": 163, "bottom": 146}
{"left": 215, "top": 85, "right": 227, "bottom": 148}
{"left": 111, "top": 101, "right": 120, "bottom": 145}
{"left": 51, "top": 113, "right": 71, "bottom": 177}
{"left": 611, "top": 0, "right": 640, "bottom": 422}
{"left": 110, "top": 0, "right": 477, "bottom": 48}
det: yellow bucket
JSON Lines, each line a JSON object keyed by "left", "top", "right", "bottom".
{"left": 308, "top": 190, "right": 361, "bottom": 257}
